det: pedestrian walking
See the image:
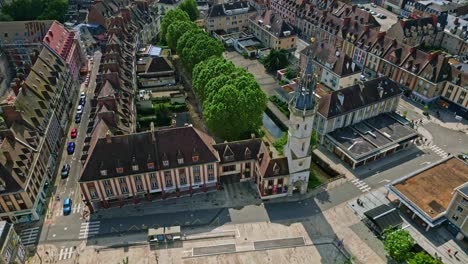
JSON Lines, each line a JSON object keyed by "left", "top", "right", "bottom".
{"left": 454, "top": 251, "right": 458, "bottom": 257}
{"left": 448, "top": 248, "right": 451, "bottom": 254}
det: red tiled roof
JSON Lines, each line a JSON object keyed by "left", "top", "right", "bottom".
{"left": 43, "top": 21, "right": 75, "bottom": 61}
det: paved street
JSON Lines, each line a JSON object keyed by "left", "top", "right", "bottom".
{"left": 36, "top": 50, "right": 102, "bottom": 246}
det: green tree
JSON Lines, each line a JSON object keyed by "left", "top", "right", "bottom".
{"left": 176, "top": 29, "right": 205, "bottom": 55}
{"left": 284, "top": 66, "right": 298, "bottom": 79}
{"left": 178, "top": 30, "right": 223, "bottom": 69}
{"left": 423, "top": 105, "right": 429, "bottom": 115}
{"left": 160, "top": 8, "right": 190, "bottom": 43}
{"left": 408, "top": 252, "right": 441, "bottom": 264}
{"left": 165, "top": 20, "right": 197, "bottom": 50}
{"left": 383, "top": 229, "right": 415, "bottom": 262}
{"left": 178, "top": 0, "right": 199, "bottom": 21}
{"left": 261, "top": 49, "right": 289, "bottom": 72}
{"left": 203, "top": 69, "right": 266, "bottom": 140}
{"left": 273, "top": 132, "right": 288, "bottom": 153}
{"left": 38, "top": 0, "right": 68, "bottom": 22}
{"left": 310, "top": 130, "right": 318, "bottom": 149}
{"left": 192, "top": 57, "right": 236, "bottom": 103}
{"left": 0, "top": 0, "right": 67, "bottom": 22}
{"left": 0, "top": 13, "right": 13, "bottom": 21}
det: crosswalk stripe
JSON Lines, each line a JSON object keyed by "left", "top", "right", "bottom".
{"left": 355, "top": 182, "right": 366, "bottom": 187}
{"left": 359, "top": 185, "right": 369, "bottom": 190}
{"left": 58, "top": 247, "right": 74, "bottom": 260}
{"left": 362, "top": 187, "right": 372, "bottom": 192}
{"left": 351, "top": 179, "right": 359, "bottom": 183}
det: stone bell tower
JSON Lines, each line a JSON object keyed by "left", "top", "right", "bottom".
{"left": 284, "top": 39, "right": 318, "bottom": 195}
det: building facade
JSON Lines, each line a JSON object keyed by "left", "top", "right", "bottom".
{"left": 0, "top": 221, "right": 26, "bottom": 264}
{"left": 205, "top": 1, "right": 256, "bottom": 34}
{"left": 249, "top": 10, "right": 297, "bottom": 50}
{"left": 446, "top": 182, "right": 468, "bottom": 241}
{"left": 0, "top": 45, "right": 77, "bottom": 224}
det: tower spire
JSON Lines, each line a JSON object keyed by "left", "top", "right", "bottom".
{"left": 291, "top": 38, "right": 317, "bottom": 112}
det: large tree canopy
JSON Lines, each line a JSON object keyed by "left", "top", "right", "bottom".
{"left": 178, "top": 0, "right": 199, "bottom": 21}
{"left": 0, "top": 0, "right": 68, "bottom": 22}
{"left": 177, "top": 30, "right": 223, "bottom": 69}
{"left": 408, "top": 252, "right": 441, "bottom": 264}
{"left": 384, "top": 229, "right": 415, "bottom": 263}
{"left": 192, "top": 57, "right": 236, "bottom": 103}
{"left": 203, "top": 68, "right": 267, "bottom": 140}
{"left": 160, "top": 8, "right": 190, "bottom": 43}
{"left": 166, "top": 20, "right": 197, "bottom": 50}
{"left": 260, "top": 49, "right": 289, "bottom": 72}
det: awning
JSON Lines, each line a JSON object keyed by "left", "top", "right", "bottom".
{"left": 364, "top": 204, "right": 403, "bottom": 234}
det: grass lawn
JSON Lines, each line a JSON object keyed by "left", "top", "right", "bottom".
{"left": 308, "top": 171, "right": 324, "bottom": 189}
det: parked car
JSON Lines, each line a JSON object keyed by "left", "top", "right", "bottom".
{"left": 380, "top": 15, "right": 387, "bottom": 19}
{"left": 371, "top": 3, "right": 377, "bottom": 8}
{"left": 67, "top": 142, "right": 75, "bottom": 154}
{"left": 370, "top": 11, "right": 377, "bottom": 15}
{"left": 63, "top": 198, "right": 72, "bottom": 215}
{"left": 79, "top": 97, "right": 86, "bottom": 106}
{"left": 75, "top": 113, "right": 81, "bottom": 124}
{"left": 61, "top": 164, "right": 70, "bottom": 178}
{"left": 80, "top": 92, "right": 86, "bottom": 100}
{"left": 77, "top": 105, "right": 83, "bottom": 114}
{"left": 70, "top": 128, "right": 77, "bottom": 138}
{"left": 458, "top": 153, "right": 468, "bottom": 161}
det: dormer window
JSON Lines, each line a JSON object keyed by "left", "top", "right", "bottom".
{"left": 245, "top": 148, "right": 251, "bottom": 159}
{"left": 273, "top": 163, "right": 280, "bottom": 175}
{"left": 163, "top": 160, "right": 169, "bottom": 167}
{"left": 100, "top": 169, "right": 107, "bottom": 176}
{"left": 116, "top": 167, "right": 124, "bottom": 174}
{"left": 178, "top": 157, "right": 184, "bottom": 164}
{"left": 132, "top": 164, "right": 139, "bottom": 171}
{"left": 223, "top": 145, "right": 235, "bottom": 162}
{"left": 192, "top": 155, "right": 199, "bottom": 162}
{"left": 147, "top": 162, "right": 155, "bottom": 169}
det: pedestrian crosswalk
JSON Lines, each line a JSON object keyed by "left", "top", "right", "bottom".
{"left": 352, "top": 179, "right": 371, "bottom": 193}
{"left": 429, "top": 144, "right": 449, "bottom": 158}
{"left": 56, "top": 203, "right": 84, "bottom": 217}
{"left": 19, "top": 227, "right": 40, "bottom": 247}
{"left": 58, "top": 247, "right": 74, "bottom": 260}
{"left": 79, "top": 221, "right": 100, "bottom": 239}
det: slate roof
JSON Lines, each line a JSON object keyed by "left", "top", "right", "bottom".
{"left": 303, "top": 41, "right": 361, "bottom": 77}
{"left": 448, "top": 63, "right": 468, "bottom": 87}
{"left": 213, "top": 138, "right": 263, "bottom": 164}
{"left": 317, "top": 77, "right": 401, "bottom": 119}
{"left": 386, "top": 16, "right": 438, "bottom": 41}
{"left": 254, "top": 10, "right": 296, "bottom": 38}
{"left": 207, "top": 1, "right": 255, "bottom": 18}
{"left": 364, "top": 204, "right": 403, "bottom": 234}
{"left": 262, "top": 157, "right": 289, "bottom": 178}
{"left": 80, "top": 126, "right": 220, "bottom": 182}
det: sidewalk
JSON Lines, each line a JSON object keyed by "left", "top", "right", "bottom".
{"left": 399, "top": 98, "right": 468, "bottom": 134}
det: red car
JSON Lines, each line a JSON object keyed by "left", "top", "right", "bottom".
{"left": 70, "top": 128, "right": 77, "bottom": 139}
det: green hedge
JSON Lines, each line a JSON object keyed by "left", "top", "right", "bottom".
{"left": 269, "top": 96, "right": 290, "bottom": 117}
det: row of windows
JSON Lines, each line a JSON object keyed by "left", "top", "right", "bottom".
{"left": 93, "top": 166, "right": 216, "bottom": 198}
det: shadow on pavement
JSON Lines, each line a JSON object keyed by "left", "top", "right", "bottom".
{"left": 264, "top": 191, "right": 351, "bottom": 263}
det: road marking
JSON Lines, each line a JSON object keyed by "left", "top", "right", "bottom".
{"left": 420, "top": 161, "right": 431, "bottom": 166}
{"left": 352, "top": 180, "right": 371, "bottom": 193}
{"left": 129, "top": 225, "right": 139, "bottom": 231}
{"left": 79, "top": 221, "right": 100, "bottom": 239}
{"left": 378, "top": 179, "right": 390, "bottom": 183}
{"left": 58, "top": 247, "right": 74, "bottom": 260}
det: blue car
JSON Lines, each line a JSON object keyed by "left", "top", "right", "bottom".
{"left": 67, "top": 142, "right": 75, "bottom": 154}
{"left": 63, "top": 198, "right": 72, "bottom": 215}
